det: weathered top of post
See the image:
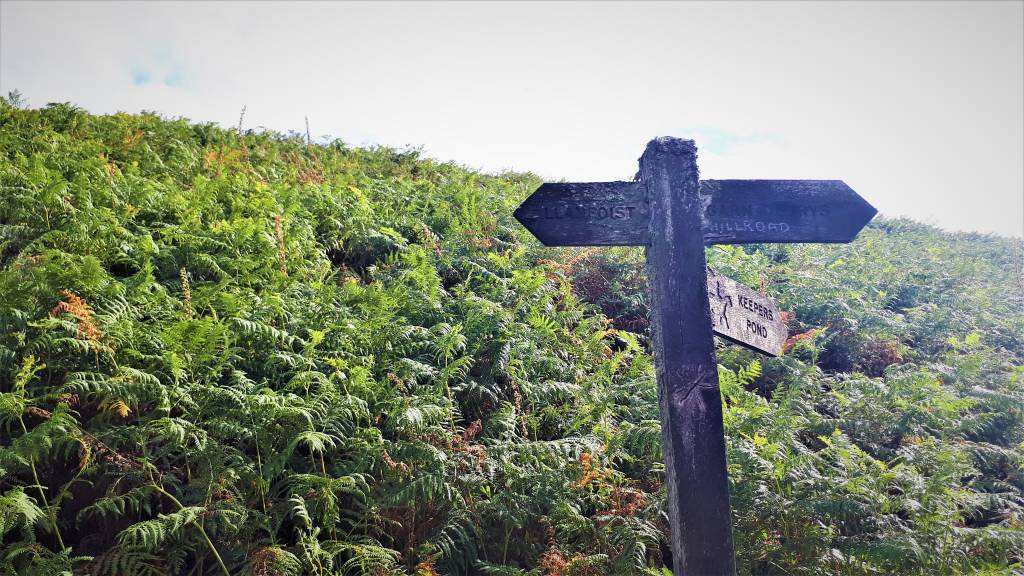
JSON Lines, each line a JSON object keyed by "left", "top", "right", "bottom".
{"left": 639, "top": 137, "right": 700, "bottom": 206}
{"left": 642, "top": 136, "right": 697, "bottom": 159}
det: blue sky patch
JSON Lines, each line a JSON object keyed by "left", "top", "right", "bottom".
{"left": 680, "top": 127, "right": 781, "bottom": 155}
{"left": 130, "top": 67, "right": 150, "bottom": 86}
{"left": 163, "top": 64, "right": 185, "bottom": 87}
{"left": 130, "top": 48, "right": 187, "bottom": 88}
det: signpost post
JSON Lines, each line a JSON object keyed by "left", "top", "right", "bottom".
{"left": 513, "top": 137, "right": 876, "bottom": 575}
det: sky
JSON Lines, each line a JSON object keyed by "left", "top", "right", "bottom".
{"left": 2, "top": 1, "right": 1022, "bottom": 238}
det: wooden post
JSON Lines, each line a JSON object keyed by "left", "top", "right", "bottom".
{"left": 640, "top": 137, "right": 736, "bottom": 575}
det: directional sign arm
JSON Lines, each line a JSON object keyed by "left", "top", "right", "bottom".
{"left": 512, "top": 181, "right": 647, "bottom": 246}
{"left": 701, "top": 179, "right": 877, "bottom": 244}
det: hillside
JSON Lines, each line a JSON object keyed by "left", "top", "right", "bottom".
{"left": 1, "top": 100, "right": 1022, "bottom": 576}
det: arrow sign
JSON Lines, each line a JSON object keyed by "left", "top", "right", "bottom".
{"left": 513, "top": 180, "right": 876, "bottom": 246}
{"left": 512, "top": 181, "right": 649, "bottom": 246}
{"left": 707, "top": 269, "right": 787, "bottom": 356}
{"left": 702, "top": 180, "right": 877, "bottom": 244}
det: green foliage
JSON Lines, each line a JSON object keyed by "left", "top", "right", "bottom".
{"left": 1, "top": 100, "right": 1022, "bottom": 575}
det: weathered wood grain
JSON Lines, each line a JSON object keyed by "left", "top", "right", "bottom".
{"left": 642, "top": 138, "right": 736, "bottom": 575}
{"left": 707, "top": 269, "right": 788, "bottom": 356}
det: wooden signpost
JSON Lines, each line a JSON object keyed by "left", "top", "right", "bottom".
{"left": 514, "top": 138, "right": 876, "bottom": 575}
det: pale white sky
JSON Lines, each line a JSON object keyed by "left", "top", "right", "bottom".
{"left": 2, "top": 1, "right": 1022, "bottom": 237}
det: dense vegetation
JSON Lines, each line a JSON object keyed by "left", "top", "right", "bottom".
{"left": 1, "top": 98, "right": 1022, "bottom": 576}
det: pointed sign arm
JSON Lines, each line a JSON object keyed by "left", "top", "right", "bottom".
{"left": 701, "top": 179, "right": 878, "bottom": 244}
{"left": 512, "top": 181, "right": 648, "bottom": 246}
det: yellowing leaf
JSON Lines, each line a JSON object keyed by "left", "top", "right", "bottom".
{"left": 108, "top": 400, "right": 131, "bottom": 419}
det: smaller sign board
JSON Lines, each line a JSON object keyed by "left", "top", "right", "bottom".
{"left": 707, "top": 269, "right": 788, "bottom": 356}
